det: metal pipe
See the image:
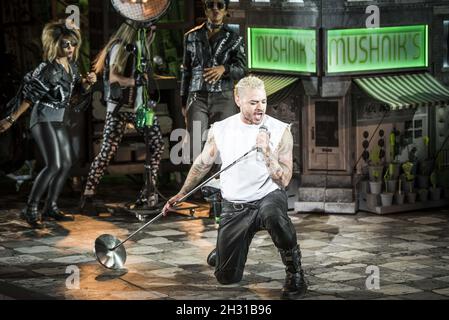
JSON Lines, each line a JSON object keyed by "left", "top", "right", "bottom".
{"left": 109, "top": 146, "right": 258, "bottom": 251}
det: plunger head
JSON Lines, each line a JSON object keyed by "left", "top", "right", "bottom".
{"left": 94, "top": 234, "right": 127, "bottom": 270}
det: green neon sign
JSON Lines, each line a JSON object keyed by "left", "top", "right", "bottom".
{"left": 327, "top": 25, "right": 428, "bottom": 73}
{"left": 248, "top": 27, "right": 316, "bottom": 73}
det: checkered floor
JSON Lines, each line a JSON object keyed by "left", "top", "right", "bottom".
{"left": 1, "top": 189, "right": 449, "bottom": 300}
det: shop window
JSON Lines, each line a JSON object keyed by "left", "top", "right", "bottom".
{"left": 282, "top": 0, "right": 304, "bottom": 5}
{"left": 415, "top": 130, "right": 423, "bottom": 139}
{"left": 444, "top": 20, "right": 449, "bottom": 70}
{"left": 315, "top": 101, "right": 339, "bottom": 148}
{"left": 405, "top": 118, "right": 425, "bottom": 144}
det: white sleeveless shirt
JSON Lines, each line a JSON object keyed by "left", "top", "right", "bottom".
{"left": 212, "top": 114, "right": 289, "bottom": 202}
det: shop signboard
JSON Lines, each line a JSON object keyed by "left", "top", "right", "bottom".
{"left": 248, "top": 27, "right": 317, "bottom": 73}
{"left": 326, "top": 25, "right": 428, "bottom": 74}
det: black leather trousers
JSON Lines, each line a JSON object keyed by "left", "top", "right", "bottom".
{"left": 27, "top": 122, "right": 73, "bottom": 209}
{"left": 214, "top": 189, "right": 298, "bottom": 285}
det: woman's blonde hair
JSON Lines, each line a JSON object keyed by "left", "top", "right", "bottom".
{"left": 41, "top": 20, "right": 81, "bottom": 62}
{"left": 93, "top": 23, "right": 153, "bottom": 75}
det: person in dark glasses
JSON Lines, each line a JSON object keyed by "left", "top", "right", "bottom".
{"left": 0, "top": 20, "right": 97, "bottom": 228}
{"left": 181, "top": 0, "right": 247, "bottom": 163}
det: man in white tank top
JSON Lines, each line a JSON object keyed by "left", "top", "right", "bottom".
{"left": 163, "top": 76, "right": 307, "bottom": 299}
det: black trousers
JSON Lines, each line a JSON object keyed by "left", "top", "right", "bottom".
{"left": 214, "top": 189, "right": 298, "bottom": 284}
{"left": 186, "top": 91, "right": 237, "bottom": 162}
{"left": 28, "top": 122, "right": 73, "bottom": 208}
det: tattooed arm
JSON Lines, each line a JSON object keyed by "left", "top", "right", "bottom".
{"left": 163, "top": 130, "right": 218, "bottom": 214}
{"left": 257, "top": 127, "right": 294, "bottom": 188}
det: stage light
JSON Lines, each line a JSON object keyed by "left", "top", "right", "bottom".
{"left": 112, "top": 0, "right": 171, "bottom": 23}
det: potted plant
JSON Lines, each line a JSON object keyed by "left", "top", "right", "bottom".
{"left": 386, "top": 163, "right": 398, "bottom": 193}
{"left": 417, "top": 136, "right": 434, "bottom": 189}
{"left": 380, "top": 168, "right": 394, "bottom": 206}
{"left": 367, "top": 163, "right": 382, "bottom": 208}
{"left": 417, "top": 188, "right": 429, "bottom": 202}
{"left": 368, "top": 145, "right": 384, "bottom": 183}
{"left": 402, "top": 161, "right": 416, "bottom": 204}
{"left": 369, "top": 169, "right": 382, "bottom": 195}
{"left": 429, "top": 170, "right": 441, "bottom": 201}
{"left": 395, "top": 178, "right": 405, "bottom": 205}
{"left": 388, "top": 130, "right": 401, "bottom": 179}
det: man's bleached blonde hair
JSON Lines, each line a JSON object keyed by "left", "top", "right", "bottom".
{"left": 235, "top": 75, "right": 265, "bottom": 97}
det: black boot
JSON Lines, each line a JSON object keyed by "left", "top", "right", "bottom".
{"left": 20, "top": 203, "right": 44, "bottom": 229}
{"left": 43, "top": 203, "right": 74, "bottom": 221}
{"left": 79, "top": 194, "right": 98, "bottom": 216}
{"left": 279, "top": 245, "right": 307, "bottom": 299}
{"left": 207, "top": 248, "right": 217, "bottom": 267}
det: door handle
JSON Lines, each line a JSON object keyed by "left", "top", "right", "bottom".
{"left": 311, "top": 126, "right": 315, "bottom": 140}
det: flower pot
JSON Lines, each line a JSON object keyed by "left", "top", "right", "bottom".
{"left": 368, "top": 165, "right": 384, "bottom": 182}
{"left": 417, "top": 175, "right": 429, "bottom": 189}
{"left": 406, "top": 192, "right": 417, "bottom": 204}
{"left": 403, "top": 180, "right": 415, "bottom": 193}
{"left": 430, "top": 187, "right": 441, "bottom": 201}
{"left": 366, "top": 193, "right": 380, "bottom": 208}
{"left": 417, "top": 189, "right": 429, "bottom": 202}
{"left": 418, "top": 159, "right": 434, "bottom": 176}
{"left": 369, "top": 181, "right": 382, "bottom": 195}
{"left": 395, "top": 192, "right": 405, "bottom": 205}
{"left": 380, "top": 193, "right": 394, "bottom": 206}
{"left": 386, "top": 180, "right": 398, "bottom": 193}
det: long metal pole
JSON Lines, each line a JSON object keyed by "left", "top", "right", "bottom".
{"left": 111, "top": 146, "right": 258, "bottom": 250}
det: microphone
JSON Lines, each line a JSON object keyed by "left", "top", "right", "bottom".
{"left": 256, "top": 124, "right": 270, "bottom": 161}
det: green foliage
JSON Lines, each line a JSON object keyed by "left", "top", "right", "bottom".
{"left": 402, "top": 161, "right": 414, "bottom": 181}
{"left": 383, "top": 169, "right": 390, "bottom": 192}
{"left": 370, "top": 146, "right": 381, "bottom": 165}
{"left": 389, "top": 132, "right": 396, "bottom": 160}
{"left": 402, "top": 161, "right": 415, "bottom": 192}
{"left": 372, "top": 169, "right": 381, "bottom": 182}
{"left": 388, "top": 163, "right": 396, "bottom": 177}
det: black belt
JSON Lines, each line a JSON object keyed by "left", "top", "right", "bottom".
{"left": 222, "top": 200, "right": 259, "bottom": 211}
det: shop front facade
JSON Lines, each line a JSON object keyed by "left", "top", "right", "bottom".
{"left": 227, "top": 0, "right": 449, "bottom": 214}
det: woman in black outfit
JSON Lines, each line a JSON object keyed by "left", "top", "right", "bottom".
{"left": 0, "top": 21, "right": 97, "bottom": 228}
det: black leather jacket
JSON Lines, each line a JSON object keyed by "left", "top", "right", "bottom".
{"left": 181, "top": 23, "right": 247, "bottom": 105}
{"left": 23, "top": 60, "right": 86, "bottom": 127}
{"left": 23, "top": 60, "right": 82, "bottom": 109}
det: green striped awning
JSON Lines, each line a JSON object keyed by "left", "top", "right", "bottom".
{"left": 354, "top": 73, "right": 449, "bottom": 110}
{"left": 256, "top": 74, "right": 299, "bottom": 97}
